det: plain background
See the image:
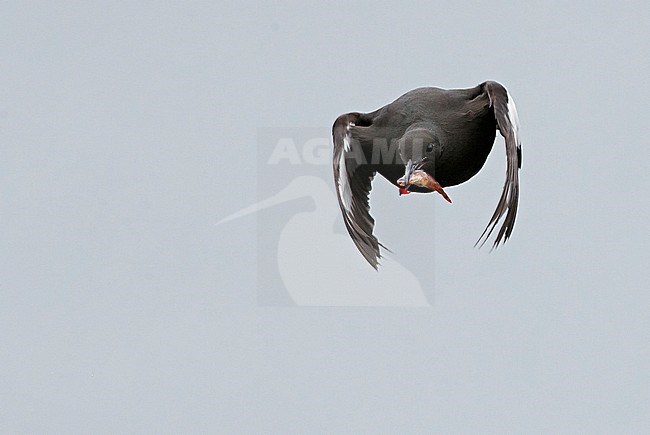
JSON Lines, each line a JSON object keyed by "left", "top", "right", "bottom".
{"left": 2, "top": 1, "right": 649, "bottom": 433}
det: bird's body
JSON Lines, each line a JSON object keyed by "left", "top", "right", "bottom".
{"left": 350, "top": 85, "right": 499, "bottom": 189}
{"left": 332, "top": 81, "right": 522, "bottom": 268}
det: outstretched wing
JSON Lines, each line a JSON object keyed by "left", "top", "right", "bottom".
{"left": 476, "top": 81, "right": 522, "bottom": 249}
{"left": 332, "top": 113, "right": 384, "bottom": 268}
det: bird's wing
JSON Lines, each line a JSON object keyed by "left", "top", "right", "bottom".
{"left": 332, "top": 113, "right": 384, "bottom": 268}
{"left": 476, "top": 81, "right": 522, "bottom": 249}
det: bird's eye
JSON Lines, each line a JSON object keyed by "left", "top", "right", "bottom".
{"left": 426, "top": 143, "right": 434, "bottom": 153}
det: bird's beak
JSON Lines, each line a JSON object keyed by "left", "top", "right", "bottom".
{"left": 402, "top": 159, "right": 415, "bottom": 187}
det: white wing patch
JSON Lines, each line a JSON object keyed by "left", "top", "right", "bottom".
{"left": 337, "top": 122, "right": 353, "bottom": 211}
{"left": 506, "top": 90, "right": 521, "bottom": 148}
{"left": 343, "top": 122, "right": 354, "bottom": 151}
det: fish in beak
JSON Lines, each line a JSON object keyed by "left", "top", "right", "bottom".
{"left": 397, "top": 159, "right": 415, "bottom": 191}
{"left": 397, "top": 161, "right": 452, "bottom": 203}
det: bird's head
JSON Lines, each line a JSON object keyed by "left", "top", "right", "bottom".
{"left": 397, "top": 127, "right": 439, "bottom": 186}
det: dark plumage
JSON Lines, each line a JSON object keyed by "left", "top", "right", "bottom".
{"left": 332, "top": 81, "right": 522, "bottom": 268}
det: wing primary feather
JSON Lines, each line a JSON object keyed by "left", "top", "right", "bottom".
{"left": 332, "top": 113, "right": 384, "bottom": 268}
{"left": 475, "top": 82, "right": 522, "bottom": 249}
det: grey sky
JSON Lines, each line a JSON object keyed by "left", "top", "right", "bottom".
{"left": 2, "top": 1, "right": 649, "bottom": 433}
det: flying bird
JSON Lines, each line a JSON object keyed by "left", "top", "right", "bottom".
{"left": 332, "top": 81, "right": 522, "bottom": 268}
